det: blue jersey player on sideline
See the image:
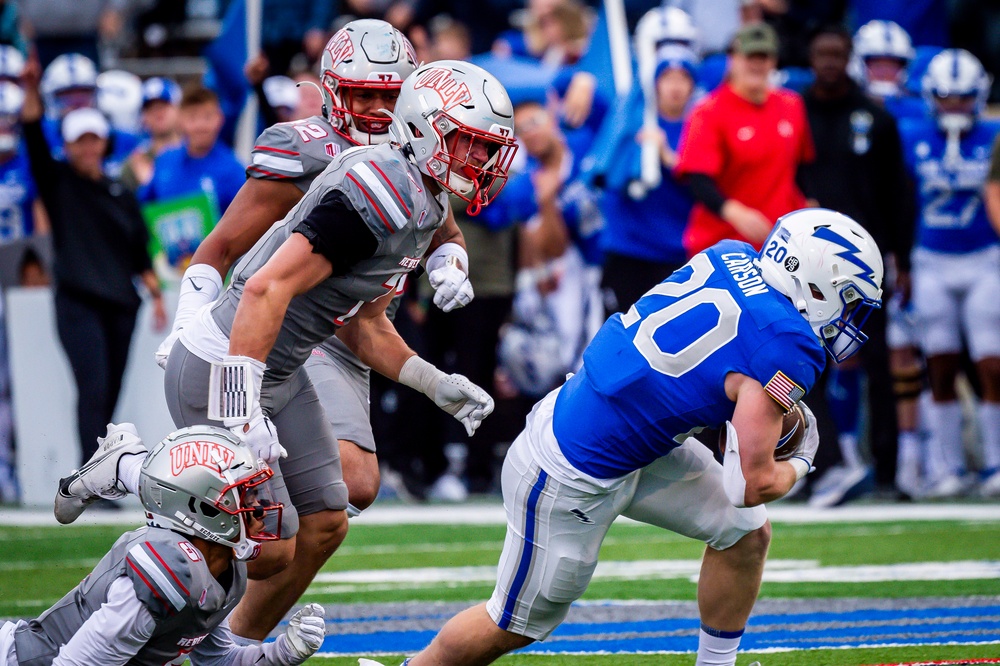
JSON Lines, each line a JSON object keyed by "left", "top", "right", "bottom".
{"left": 900, "top": 49, "right": 1000, "bottom": 499}
{"left": 365, "top": 208, "right": 884, "bottom": 666}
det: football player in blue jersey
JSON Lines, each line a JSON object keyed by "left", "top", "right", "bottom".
{"left": 852, "top": 20, "right": 928, "bottom": 122}
{"left": 901, "top": 49, "right": 1000, "bottom": 498}
{"left": 369, "top": 208, "right": 883, "bottom": 666}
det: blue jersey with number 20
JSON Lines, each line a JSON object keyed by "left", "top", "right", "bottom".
{"left": 552, "top": 240, "right": 826, "bottom": 479}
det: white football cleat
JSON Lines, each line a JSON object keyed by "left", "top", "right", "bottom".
{"left": 54, "top": 423, "right": 146, "bottom": 524}
{"left": 978, "top": 470, "right": 1000, "bottom": 498}
{"left": 923, "top": 473, "right": 968, "bottom": 499}
{"left": 357, "top": 660, "right": 387, "bottom": 666}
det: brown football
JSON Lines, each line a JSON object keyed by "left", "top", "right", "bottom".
{"left": 719, "top": 404, "right": 805, "bottom": 461}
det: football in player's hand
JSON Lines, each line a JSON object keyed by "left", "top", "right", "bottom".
{"left": 774, "top": 404, "right": 805, "bottom": 461}
{"left": 719, "top": 404, "right": 805, "bottom": 461}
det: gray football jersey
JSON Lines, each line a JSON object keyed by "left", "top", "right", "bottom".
{"left": 13, "top": 526, "right": 246, "bottom": 666}
{"left": 247, "top": 115, "right": 353, "bottom": 193}
{"left": 213, "top": 142, "right": 448, "bottom": 382}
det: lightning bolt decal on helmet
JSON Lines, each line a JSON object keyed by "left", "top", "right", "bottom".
{"left": 758, "top": 209, "right": 884, "bottom": 363}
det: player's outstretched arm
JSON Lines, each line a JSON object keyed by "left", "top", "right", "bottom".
{"left": 190, "top": 604, "right": 326, "bottom": 666}
{"left": 229, "top": 232, "right": 333, "bottom": 362}
{"left": 337, "top": 297, "right": 495, "bottom": 436}
{"left": 155, "top": 178, "right": 305, "bottom": 368}
{"left": 723, "top": 373, "right": 801, "bottom": 507}
{"left": 192, "top": 178, "right": 305, "bottom": 279}
{"left": 52, "top": 576, "right": 155, "bottom": 666}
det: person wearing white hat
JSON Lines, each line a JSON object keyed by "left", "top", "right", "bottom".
{"left": 20, "top": 59, "right": 166, "bottom": 466}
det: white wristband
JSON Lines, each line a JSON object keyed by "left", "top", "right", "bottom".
{"left": 788, "top": 457, "right": 810, "bottom": 481}
{"left": 425, "top": 242, "right": 469, "bottom": 275}
{"left": 208, "top": 355, "right": 265, "bottom": 425}
{"left": 397, "top": 355, "right": 446, "bottom": 398}
{"left": 174, "top": 264, "right": 224, "bottom": 330}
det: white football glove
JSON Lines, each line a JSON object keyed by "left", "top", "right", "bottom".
{"left": 277, "top": 603, "right": 325, "bottom": 664}
{"left": 428, "top": 255, "right": 474, "bottom": 312}
{"left": 398, "top": 356, "right": 495, "bottom": 436}
{"left": 433, "top": 373, "right": 495, "bottom": 437}
{"left": 154, "top": 329, "right": 181, "bottom": 370}
{"left": 231, "top": 413, "right": 287, "bottom": 464}
{"left": 788, "top": 402, "right": 819, "bottom": 480}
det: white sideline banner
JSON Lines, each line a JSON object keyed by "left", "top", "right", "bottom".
{"left": 6, "top": 287, "right": 177, "bottom": 507}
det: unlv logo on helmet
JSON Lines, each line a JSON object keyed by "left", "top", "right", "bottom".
{"left": 414, "top": 67, "right": 472, "bottom": 110}
{"left": 326, "top": 29, "right": 354, "bottom": 67}
{"left": 170, "top": 440, "right": 236, "bottom": 477}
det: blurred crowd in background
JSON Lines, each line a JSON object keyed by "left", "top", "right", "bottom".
{"left": 1, "top": 0, "right": 1000, "bottom": 511}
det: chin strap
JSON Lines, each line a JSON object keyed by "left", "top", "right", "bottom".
{"left": 234, "top": 538, "right": 261, "bottom": 561}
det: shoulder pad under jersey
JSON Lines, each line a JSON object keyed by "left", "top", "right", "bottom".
{"left": 124, "top": 529, "right": 225, "bottom": 619}
{"left": 248, "top": 116, "right": 349, "bottom": 188}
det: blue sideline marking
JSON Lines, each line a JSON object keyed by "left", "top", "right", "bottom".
{"left": 316, "top": 603, "right": 1000, "bottom": 655}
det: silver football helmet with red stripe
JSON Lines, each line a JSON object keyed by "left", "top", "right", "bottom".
{"left": 138, "top": 426, "right": 282, "bottom": 560}
{"left": 320, "top": 18, "right": 417, "bottom": 145}
{"left": 389, "top": 60, "right": 518, "bottom": 215}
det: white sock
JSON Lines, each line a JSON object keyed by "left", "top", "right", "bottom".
{"left": 924, "top": 401, "right": 964, "bottom": 480}
{"left": 838, "top": 433, "right": 862, "bottom": 469}
{"left": 896, "top": 431, "right": 922, "bottom": 474}
{"left": 696, "top": 625, "right": 743, "bottom": 666}
{"left": 118, "top": 454, "right": 145, "bottom": 496}
{"left": 978, "top": 403, "right": 1000, "bottom": 472}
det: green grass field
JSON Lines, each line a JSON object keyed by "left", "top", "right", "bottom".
{"left": 3, "top": 512, "right": 999, "bottom": 665}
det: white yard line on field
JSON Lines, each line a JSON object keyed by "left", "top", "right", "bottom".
{"left": 2, "top": 502, "right": 1000, "bottom": 527}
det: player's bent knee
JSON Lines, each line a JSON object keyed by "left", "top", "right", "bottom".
{"left": 247, "top": 536, "right": 296, "bottom": 579}
{"left": 300, "top": 509, "right": 349, "bottom": 556}
{"left": 735, "top": 522, "right": 771, "bottom": 559}
{"left": 345, "top": 468, "right": 379, "bottom": 511}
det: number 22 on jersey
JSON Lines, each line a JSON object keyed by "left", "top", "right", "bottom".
{"left": 621, "top": 254, "right": 741, "bottom": 377}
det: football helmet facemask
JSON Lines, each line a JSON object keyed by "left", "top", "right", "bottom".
{"left": 138, "top": 426, "right": 283, "bottom": 561}
{"left": 320, "top": 18, "right": 417, "bottom": 145}
{"left": 758, "top": 209, "right": 884, "bottom": 362}
{"left": 922, "top": 48, "right": 991, "bottom": 135}
{"left": 41, "top": 53, "right": 98, "bottom": 118}
{"left": 852, "top": 20, "right": 914, "bottom": 98}
{"left": 389, "top": 60, "right": 518, "bottom": 215}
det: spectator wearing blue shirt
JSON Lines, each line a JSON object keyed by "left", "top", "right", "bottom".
{"left": 0, "top": 81, "right": 40, "bottom": 243}
{"left": 600, "top": 49, "right": 696, "bottom": 314}
{"left": 485, "top": 100, "right": 603, "bottom": 377}
{"left": 142, "top": 86, "right": 244, "bottom": 217}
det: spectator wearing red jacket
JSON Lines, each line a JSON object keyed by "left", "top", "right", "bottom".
{"left": 675, "top": 22, "right": 815, "bottom": 257}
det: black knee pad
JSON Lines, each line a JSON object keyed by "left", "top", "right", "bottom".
{"left": 892, "top": 365, "right": 925, "bottom": 401}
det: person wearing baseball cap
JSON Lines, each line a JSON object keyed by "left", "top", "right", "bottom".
{"left": 20, "top": 58, "right": 166, "bottom": 466}
{"left": 675, "top": 21, "right": 816, "bottom": 256}
{"left": 120, "top": 77, "right": 182, "bottom": 192}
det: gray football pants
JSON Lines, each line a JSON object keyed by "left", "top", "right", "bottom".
{"left": 163, "top": 342, "right": 351, "bottom": 539}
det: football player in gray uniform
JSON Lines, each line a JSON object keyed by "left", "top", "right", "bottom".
{"left": 153, "top": 20, "right": 467, "bottom": 518}
{"left": 4, "top": 424, "right": 324, "bottom": 666}
{"left": 58, "top": 61, "right": 517, "bottom": 644}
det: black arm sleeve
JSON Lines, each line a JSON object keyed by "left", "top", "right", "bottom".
{"left": 685, "top": 173, "right": 728, "bottom": 216}
{"left": 294, "top": 189, "right": 379, "bottom": 276}
{"left": 23, "top": 119, "right": 60, "bottom": 205}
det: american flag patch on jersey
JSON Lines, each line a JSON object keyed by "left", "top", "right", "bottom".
{"left": 764, "top": 371, "right": 805, "bottom": 411}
